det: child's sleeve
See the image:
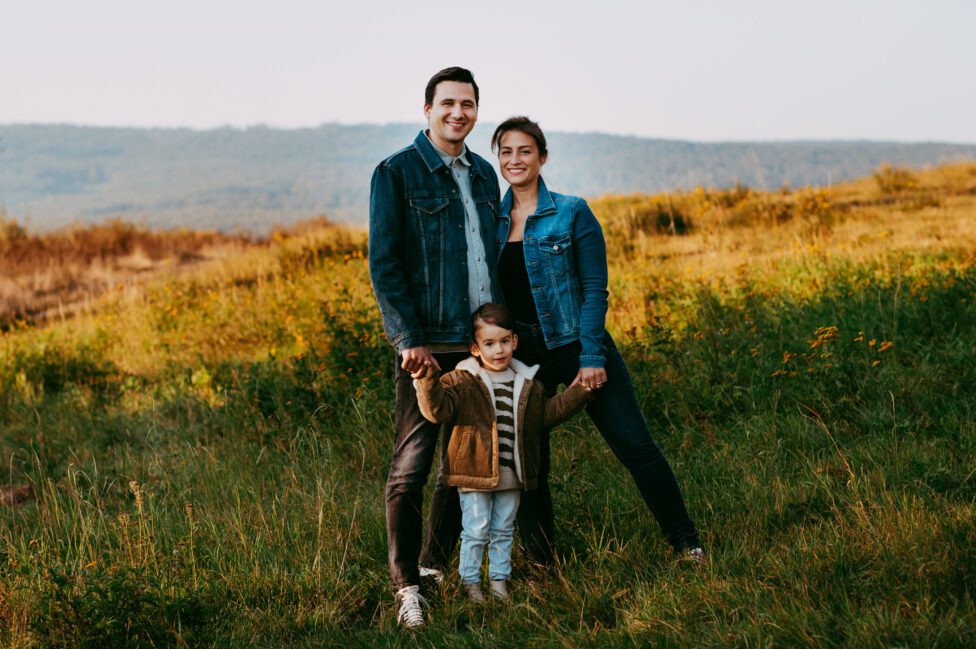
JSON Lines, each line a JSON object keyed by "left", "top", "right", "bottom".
{"left": 414, "top": 364, "right": 459, "bottom": 424}
{"left": 542, "top": 383, "right": 594, "bottom": 429}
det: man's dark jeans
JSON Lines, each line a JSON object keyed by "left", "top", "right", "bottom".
{"left": 387, "top": 350, "right": 468, "bottom": 592}
{"left": 513, "top": 324, "right": 700, "bottom": 559}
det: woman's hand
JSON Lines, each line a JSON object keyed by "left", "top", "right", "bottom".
{"left": 570, "top": 367, "right": 607, "bottom": 391}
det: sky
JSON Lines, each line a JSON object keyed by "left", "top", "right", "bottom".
{"left": 2, "top": 0, "right": 974, "bottom": 143}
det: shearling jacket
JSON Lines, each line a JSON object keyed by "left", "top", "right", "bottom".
{"left": 415, "top": 357, "right": 592, "bottom": 491}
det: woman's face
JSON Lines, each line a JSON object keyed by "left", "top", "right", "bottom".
{"left": 497, "top": 130, "right": 547, "bottom": 188}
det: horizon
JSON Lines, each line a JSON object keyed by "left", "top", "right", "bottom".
{"left": 3, "top": 121, "right": 975, "bottom": 147}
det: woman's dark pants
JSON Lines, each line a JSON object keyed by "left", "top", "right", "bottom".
{"left": 513, "top": 325, "right": 699, "bottom": 563}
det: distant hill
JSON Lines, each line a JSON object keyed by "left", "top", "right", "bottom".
{"left": 2, "top": 123, "right": 975, "bottom": 233}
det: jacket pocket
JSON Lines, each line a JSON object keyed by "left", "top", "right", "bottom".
{"left": 408, "top": 197, "right": 449, "bottom": 325}
{"left": 446, "top": 425, "right": 491, "bottom": 480}
{"left": 537, "top": 233, "right": 580, "bottom": 330}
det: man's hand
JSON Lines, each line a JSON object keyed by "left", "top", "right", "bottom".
{"left": 401, "top": 346, "right": 441, "bottom": 379}
{"left": 569, "top": 367, "right": 607, "bottom": 392}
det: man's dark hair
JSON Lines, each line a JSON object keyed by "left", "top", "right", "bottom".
{"left": 472, "top": 302, "right": 515, "bottom": 339}
{"left": 425, "top": 67, "right": 480, "bottom": 107}
{"left": 491, "top": 116, "right": 548, "bottom": 158}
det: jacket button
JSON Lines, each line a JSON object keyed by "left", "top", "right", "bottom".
{"left": 553, "top": 244, "right": 559, "bottom": 251}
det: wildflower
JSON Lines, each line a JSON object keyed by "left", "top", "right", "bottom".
{"left": 872, "top": 360, "right": 881, "bottom": 367}
{"left": 878, "top": 341, "right": 894, "bottom": 352}
{"left": 868, "top": 339, "right": 877, "bottom": 347}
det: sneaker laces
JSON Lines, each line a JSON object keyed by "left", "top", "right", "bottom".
{"left": 396, "top": 585, "right": 428, "bottom": 627}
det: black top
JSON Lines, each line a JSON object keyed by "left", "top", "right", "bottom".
{"left": 498, "top": 241, "right": 539, "bottom": 325}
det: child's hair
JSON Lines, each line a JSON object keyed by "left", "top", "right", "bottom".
{"left": 471, "top": 302, "right": 516, "bottom": 339}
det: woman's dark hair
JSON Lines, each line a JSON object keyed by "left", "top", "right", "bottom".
{"left": 491, "top": 116, "right": 548, "bottom": 158}
{"left": 471, "top": 302, "right": 516, "bottom": 338}
{"left": 424, "top": 67, "right": 480, "bottom": 107}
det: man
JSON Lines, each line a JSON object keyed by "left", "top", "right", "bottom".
{"left": 368, "top": 66, "right": 502, "bottom": 627}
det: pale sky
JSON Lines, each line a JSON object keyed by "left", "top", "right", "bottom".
{"left": 2, "top": 0, "right": 974, "bottom": 142}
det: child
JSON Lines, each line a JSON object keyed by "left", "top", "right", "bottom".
{"left": 414, "top": 302, "right": 595, "bottom": 601}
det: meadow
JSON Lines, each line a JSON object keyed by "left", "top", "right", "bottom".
{"left": 1, "top": 163, "right": 975, "bottom": 648}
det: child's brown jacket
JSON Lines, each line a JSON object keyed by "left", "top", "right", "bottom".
{"left": 414, "top": 357, "right": 592, "bottom": 491}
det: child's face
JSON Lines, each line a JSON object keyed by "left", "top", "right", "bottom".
{"left": 470, "top": 321, "right": 518, "bottom": 372}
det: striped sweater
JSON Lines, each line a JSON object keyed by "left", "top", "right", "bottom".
{"left": 486, "top": 368, "right": 520, "bottom": 490}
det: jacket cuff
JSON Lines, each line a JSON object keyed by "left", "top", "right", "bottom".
{"left": 578, "top": 354, "right": 606, "bottom": 369}
{"left": 393, "top": 332, "right": 426, "bottom": 354}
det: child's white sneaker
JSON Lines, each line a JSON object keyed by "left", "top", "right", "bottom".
{"left": 489, "top": 579, "right": 509, "bottom": 600}
{"left": 395, "top": 585, "right": 428, "bottom": 628}
{"left": 463, "top": 581, "right": 485, "bottom": 602}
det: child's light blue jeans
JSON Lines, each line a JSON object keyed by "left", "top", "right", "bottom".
{"left": 458, "top": 489, "right": 521, "bottom": 584}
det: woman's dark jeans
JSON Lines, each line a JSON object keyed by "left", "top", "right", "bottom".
{"left": 514, "top": 324, "right": 700, "bottom": 562}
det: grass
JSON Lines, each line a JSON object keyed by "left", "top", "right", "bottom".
{"left": 1, "top": 164, "right": 975, "bottom": 647}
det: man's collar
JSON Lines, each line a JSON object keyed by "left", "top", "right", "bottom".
{"left": 414, "top": 130, "right": 481, "bottom": 176}
{"left": 424, "top": 131, "right": 470, "bottom": 167}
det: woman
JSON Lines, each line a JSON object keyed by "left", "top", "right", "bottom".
{"left": 492, "top": 116, "right": 703, "bottom": 564}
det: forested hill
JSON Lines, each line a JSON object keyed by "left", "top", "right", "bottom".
{"left": 2, "top": 123, "right": 975, "bottom": 232}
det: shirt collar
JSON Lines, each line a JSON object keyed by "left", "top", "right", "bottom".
{"left": 424, "top": 131, "right": 471, "bottom": 168}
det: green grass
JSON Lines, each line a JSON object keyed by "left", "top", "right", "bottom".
{"left": 1, "top": 214, "right": 975, "bottom": 647}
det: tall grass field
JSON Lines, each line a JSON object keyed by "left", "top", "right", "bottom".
{"left": 1, "top": 164, "right": 975, "bottom": 647}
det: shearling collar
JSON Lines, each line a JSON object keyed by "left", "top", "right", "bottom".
{"left": 456, "top": 356, "right": 540, "bottom": 380}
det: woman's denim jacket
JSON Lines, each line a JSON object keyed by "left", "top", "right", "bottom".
{"left": 495, "top": 177, "right": 610, "bottom": 368}
{"left": 369, "top": 131, "right": 503, "bottom": 352}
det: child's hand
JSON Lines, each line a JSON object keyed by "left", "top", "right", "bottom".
{"left": 410, "top": 361, "right": 433, "bottom": 380}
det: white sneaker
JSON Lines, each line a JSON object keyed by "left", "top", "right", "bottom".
{"left": 395, "top": 585, "right": 428, "bottom": 628}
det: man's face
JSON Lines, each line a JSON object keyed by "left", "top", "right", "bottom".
{"left": 424, "top": 81, "right": 477, "bottom": 153}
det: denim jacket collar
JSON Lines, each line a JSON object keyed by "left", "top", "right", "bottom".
{"left": 500, "top": 176, "right": 558, "bottom": 219}
{"left": 413, "top": 130, "right": 488, "bottom": 180}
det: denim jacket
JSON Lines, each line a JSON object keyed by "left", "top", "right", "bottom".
{"left": 496, "top": 177, "right": 610, "bottom": 368}
{"left": 369, "top": 131, "right": 503, "bottom": 352}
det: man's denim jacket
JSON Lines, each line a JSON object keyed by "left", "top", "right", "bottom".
{"left": 495, "top": 177, "right": 610, "bottom": 368}
{"left": 369, "top": 131, "right": 503, "bottom": 352}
